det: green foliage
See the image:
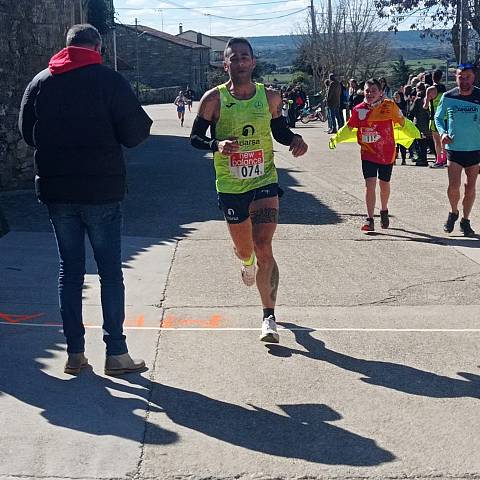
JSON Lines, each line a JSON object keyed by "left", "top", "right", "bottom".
{"left": 290, "top": 71, "right": 312, "bottom": 89}
{"left": 252, "top": 61, "right": 276, "bottom": 79}
{"left": 87, "top": 0, "right": 110, "bottom": 34}
{"left": 291, "top": 46, "right": 313, "bottom": 75}
{"left": 207, "top": 68, "right": 228, "bottom": 89}
{"left": 390, "top": 56, "right": 412, "bottom": 87}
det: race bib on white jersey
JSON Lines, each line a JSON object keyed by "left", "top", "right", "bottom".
{"left": 229, "top": 150, "right": 265, "bottom": 179}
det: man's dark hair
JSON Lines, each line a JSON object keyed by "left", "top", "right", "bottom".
{"left": 66, "top": 24, "right": 102, "bottom": 47}
{"left": 329, "top": 73, "right": 336, "bottom": 81}
{"left": 224, "top": 37, "right": 253, "bottom": 58}
{"left": 424, "top": 72, "right": 433, "bottom": 86}
{"left": 433, "top": 69, "right": 443, "bottom": 83}
{"left": 364, "top": 78, "right": 382, "bottom": 90}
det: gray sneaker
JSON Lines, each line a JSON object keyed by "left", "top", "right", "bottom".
{"left": 105, "top": 353, "right": 146, "bottom": 376}
{"left": 64, "top": 353, "right": 89, "bottom": 375}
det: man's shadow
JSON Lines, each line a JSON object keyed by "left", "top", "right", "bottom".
{"left": 267, "top": 323, "right": 480, "bottom": 399}
{"left": 0, "top": 327, "right": 177, "bottom": 445}
{"left": 0, "top": 327, "right": 395, "bottom": 466}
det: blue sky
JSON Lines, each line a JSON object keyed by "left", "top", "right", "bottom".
{"left": 113, "top": 0, "right": 311, "bottom": 37}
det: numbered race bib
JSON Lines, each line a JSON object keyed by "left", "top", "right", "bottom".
{"left": 229, "top": 150, "right": 265, "bottom": 179}
{"left": 361, "top": 128, "right": 381, "bottom": 144}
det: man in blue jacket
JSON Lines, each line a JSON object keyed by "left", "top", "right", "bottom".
{"left": 435, "top": 63, "right": 480, "bottom": 237}
{"left": 19, "top": 24, "right": 153, "bottom": 375}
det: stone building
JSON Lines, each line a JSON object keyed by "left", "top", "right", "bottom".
{"left": 115, "top": 24, "right": 210, "bottom": 97}
{"left": 177, "top": 29, "right": 230, "bottom": 68}
{"left": 0, "top": 0, "right": 87, "bottom": 190}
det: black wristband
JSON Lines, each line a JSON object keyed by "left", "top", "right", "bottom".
{"left": 270, "top": 116, "right": 296, "bottom": 146}
{"left": 210, "top": 139, "right": 219, "bottom": 152}
{"left": 190, "top": 116, "right": 218, "bottom": 152}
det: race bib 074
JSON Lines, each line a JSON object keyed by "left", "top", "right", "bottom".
{"left": 229, "top": 149, "right": 265, "bottom": 179}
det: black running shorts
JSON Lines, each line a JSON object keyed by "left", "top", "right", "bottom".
{"left": 446, "top": 150, "right": 480, "bottom": 168}
{"left": 361, "top": 160, "right": 394, "bottom": 182}
{"left": 217, "top": 183, "right": 281, "bottom": 224}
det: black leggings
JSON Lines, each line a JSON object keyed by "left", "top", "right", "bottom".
{"left": 396, "top": 144, "right": 407, "bottom": 161}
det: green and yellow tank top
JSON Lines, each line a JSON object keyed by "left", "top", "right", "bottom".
{"left": 213, "top": 82, "right": 277, "bottom": 194}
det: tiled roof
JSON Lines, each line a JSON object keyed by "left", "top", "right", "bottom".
{"left": 179, "top": 30, "right": 230, "bottom": 43}
{"left": 120, "top": 24, "right": 210, "bottom": 49}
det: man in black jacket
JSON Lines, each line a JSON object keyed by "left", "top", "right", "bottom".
{"left": 19, "top": 24, "right": 153, "bottom": 376}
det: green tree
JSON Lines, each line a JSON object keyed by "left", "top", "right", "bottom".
{"left": 390, "top": 56, "right": 412, "bottom": 87}
{"left": 207, "top": 68, "right": 228, "bottom": 89}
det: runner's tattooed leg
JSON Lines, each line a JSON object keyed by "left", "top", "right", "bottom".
{"left": 251, "top": 208, "right": 278, "bottom": 224}
{"left": 270, "top": 260, "right": 279, "bottom": 303}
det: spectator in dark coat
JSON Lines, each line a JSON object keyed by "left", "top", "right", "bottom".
{"left": 326, "top": 73, "right": 344, "bottom": 133}
{"left": 19, "top": 24, "right": 153, "bottom": 376}
{"left": 408, "top": 83, "right": 430, "bottom": 166}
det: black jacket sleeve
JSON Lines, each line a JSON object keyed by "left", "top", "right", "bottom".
{"left": 110, "top": 74, "right": 153, "bottom": 148}
{"left": 18, "top": 80, "right": 39, "bottom": 147}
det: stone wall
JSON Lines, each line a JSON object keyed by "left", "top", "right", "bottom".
{"left": 0, "top": 0, "right": 76, "bottom": 190}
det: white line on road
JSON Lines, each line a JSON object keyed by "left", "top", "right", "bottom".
{"left": 1, "top": 321, "right": 480, "bottom": 332}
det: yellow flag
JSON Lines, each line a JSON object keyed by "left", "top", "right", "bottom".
{"left": 329, "top": 118, "right": 421, "bottom": 150}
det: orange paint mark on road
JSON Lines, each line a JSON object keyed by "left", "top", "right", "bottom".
{"left": 124, "top": 315, "right": 145, "bottom": 327}
{"left": 0, "top": 312, "right": 45, "bottom": 324}
{"left": 162, "top": 314, "right": 222, "bottom": 329}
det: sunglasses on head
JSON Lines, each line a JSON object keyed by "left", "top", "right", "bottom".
{"left": 458, "top": 62, "right": 475, "bottom": 70}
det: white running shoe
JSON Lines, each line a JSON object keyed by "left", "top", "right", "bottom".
{"left": 260, "top": 315, "right": 280, "bottom": 343}
{"left": 241, "top": 258, "right": 256, "bottom": 287}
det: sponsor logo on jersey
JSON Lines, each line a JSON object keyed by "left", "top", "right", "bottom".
{"left": 242, "top": 125, "right": 255, "bottom": 136}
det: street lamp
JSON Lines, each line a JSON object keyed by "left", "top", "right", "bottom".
{"left": 135, "top": 18, "right": 147, "bottom": 98}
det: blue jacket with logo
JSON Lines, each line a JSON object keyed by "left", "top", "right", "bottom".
{"left": 434, "top": 86, "right": 480, "bottom": 151}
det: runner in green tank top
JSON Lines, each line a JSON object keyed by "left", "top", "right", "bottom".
{"left": 424, "top": 69, "right": 446, "bottom": 167}
{"left": 190, "top": 37, "right": 308, "bottom": 344}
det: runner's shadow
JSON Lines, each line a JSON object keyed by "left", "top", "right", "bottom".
{"left": 121, "top": 375, "right": 395, "bottom": 466}
{"left": 266, "top": 323, "right": 480, "bottom": 399}
{"left": 0, "top": 325, "right": 395, "bottom": 466}
{"left": 277, "top": 167, "right": 341, "bottom": 225}
{"left": 356, "top": 227, "right": 480, "bottom": 246}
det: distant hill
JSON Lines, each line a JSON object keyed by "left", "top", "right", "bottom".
{"left": 248, "top": 30, "right": 454, "bottom": 67}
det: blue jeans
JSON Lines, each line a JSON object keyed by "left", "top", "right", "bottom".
{"left": 327, "top": 107, "right": 344, "bottom": 132}
{"left": 47, "top": 202, "right": 127, "bottom": 355}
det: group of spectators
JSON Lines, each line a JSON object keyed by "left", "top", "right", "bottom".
{"left": 277, "top": 84, "right": 307, "bottom": 128}
{"left": 324, "top": 74, "right": 392, "bottom": 134}
{"left": 324, "top": 70, "right": 448, "bottom": 168}
{"left": 269, "top": 69, "right": 448, "bottom": 171}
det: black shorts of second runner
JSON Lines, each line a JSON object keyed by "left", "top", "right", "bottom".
{"left": 362, "top": 160, "right": 394, "bottom": 182}
{"left": 218, "top": 183, "right": 280, "bottom": 224}
{"left": 446, "top": 150, "right": 480, "bottom": 168}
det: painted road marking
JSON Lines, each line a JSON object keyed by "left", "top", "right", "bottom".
{"left": 1, "top": 321, "right": 480, "bottom": 332}
{"left": 0, "top": 312, "right": 45, "bottom": 323}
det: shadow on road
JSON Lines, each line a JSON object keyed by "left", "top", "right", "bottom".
{"left": 0, "top": 324, "right": 394, "bottom": 466}
{"left": 1, "top": 134, "right": 341, "bottom": 242}
{"left": 267, "top": 323, "right": 480, "bottom": 399}
{"left": 0, "top": 327, "right": 177, "bottom": 445}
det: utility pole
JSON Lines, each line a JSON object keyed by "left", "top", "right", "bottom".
{"left": 310, "top": 0, "right": 318, "bottom": 94}
{"left": 135, "top": 18, "right": 139, "bottom": 98}
{"left": 459, "top": 0, "right": 469, "bottom": 63}
{"left": 327, "top": 0, "right": 332, "bottom": 36}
